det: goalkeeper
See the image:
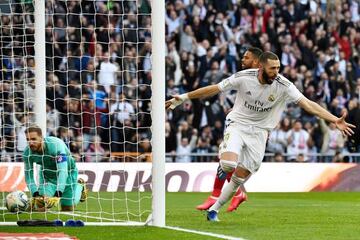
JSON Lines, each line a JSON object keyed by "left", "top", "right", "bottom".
{"left": 23, "top": 125, "right": 88, "bottom": 211}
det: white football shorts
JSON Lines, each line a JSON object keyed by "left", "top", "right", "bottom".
{"left": 218, "top": 122, "right": 268, "bottom": 173}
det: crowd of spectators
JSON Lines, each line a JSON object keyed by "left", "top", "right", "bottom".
{"left": 0, "top": 0, "right": 359, "bottom": 163}
{"left": 164, "top": 0, "right": 360, "bottom": 163}
{"left": 0, "top": 0, "right": 152, "bottom": 162}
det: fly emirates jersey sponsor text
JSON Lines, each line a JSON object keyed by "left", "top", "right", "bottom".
{"left": 218, "top": 69, "right": 304, "bottom": 130}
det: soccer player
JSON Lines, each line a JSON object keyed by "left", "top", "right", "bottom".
{"left": 23, "top": 125, "right": 88, "bottom": 211}
{"left": 196, "top": 47, "right": 263, "bottom": 212}
{"left": 166, "top": 51, "right": 355, "bottom": 221}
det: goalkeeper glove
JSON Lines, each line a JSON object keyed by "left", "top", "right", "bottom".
{"left": 30, "top": 192, "right": 43, "bottom": 209}
{"left": 168, "top": 94, "right": 189, "bottom": 109}
{"left": 30, "top": 196, "right": 45, "bottom": 210}
{"left": 44, "top": 196, "right": 60, "bottom": 209}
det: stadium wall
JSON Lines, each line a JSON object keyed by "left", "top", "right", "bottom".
{"left": 1, "top": 163, "right": 359, "bottom": 192}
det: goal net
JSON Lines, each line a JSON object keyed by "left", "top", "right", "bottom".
{"left": 0, "top": 0, "right": 164, "bottom": 226}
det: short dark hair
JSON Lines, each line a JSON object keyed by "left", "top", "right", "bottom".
{"left": 247, "top": 47, "right": 263, "bottom": 59}
{"left": 25, "top": 125, "right": 42, "bottom": 136}
{"left": 259, "top": 51, "right": 279, "bottom": 64}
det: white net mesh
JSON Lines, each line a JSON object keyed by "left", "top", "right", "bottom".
{"left": 0, "top": 0, "right": 154, "bottom": 225}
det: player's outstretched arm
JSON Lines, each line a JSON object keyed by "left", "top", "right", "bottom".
{"left": 298, "top": 97, "right": 356, "bottom": 136}
{"left": 166, "top": 85, "right": 221, "bottom": 110}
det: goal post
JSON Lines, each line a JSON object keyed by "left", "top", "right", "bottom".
{"left": 34, "top": 0, "right": 46, "bottom": 134}
{"left": 150, "top": 0, "right": 166, "bottom": 227}
{"left": 0, "top": 0, "right": 165, "bottom": 227}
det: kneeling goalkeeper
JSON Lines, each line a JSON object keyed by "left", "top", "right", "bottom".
{"left": 23, "top": 125, "right": 87, "bottom": 211}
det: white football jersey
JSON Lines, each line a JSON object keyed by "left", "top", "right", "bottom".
{"left": 218, "top": 69, "right": 304, "bottom": 130}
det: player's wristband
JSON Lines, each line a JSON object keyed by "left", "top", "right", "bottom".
{"left": 169, "top": 93, "right": 189, "bottom": 109}
{"left": 54, "top": 191, "right": 63, "bottom": 197}
{"left": 33, "top": 191, "right": 40, "bottom": 197}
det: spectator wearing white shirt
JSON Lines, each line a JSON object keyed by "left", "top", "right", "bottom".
{"left": 98, "top": 52, "right": 118, "bottom": 94}
{"left": 266, "top": 121, "right": 289, "bottom": 154}
{"left": 192, "top": 0, "right": 207, "bottom": 21}
{"left": 319, "top": 118, "right": 345, "bottom": 162}
{"left": 166, "top": 10, "right": 181, "bottom": 37}
{"left": 167, "top": 41, "right": 183, "bottom": 85}
{"left": 179, "top": 23, "right": 196, "bottom": 53}
{"left": 350, "top": 0, "right": 359, "bottom": 22}
{"left": 281, "top": 45, "right": 296, "bottom": 68}
{"left": 110, "top": 93, "right": 135, "bottom": 152}
{"left": 176, "top": 126, "right": 198, "bottom": 163}
{"left": 110, "top": 93, "right": 135, "bottom": 125}
{"left": 16, "top": 115, "right": 28, "bottom": 152}
{"left": 46, "top": 103, "right": 59, "bottom": 136}
{"left": 286, "top": 120, "right": 311, "bottom": 161}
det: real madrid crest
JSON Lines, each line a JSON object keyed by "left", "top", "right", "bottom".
{"left": 268, "top": 94, "right": 275, "bottom": 102}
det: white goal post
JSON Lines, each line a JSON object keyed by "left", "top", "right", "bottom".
{"left": 0, "top": 0, "right": 165, "bottom": 227}
{"left": 150, "top": 0, "right": 166, "bottom": 227}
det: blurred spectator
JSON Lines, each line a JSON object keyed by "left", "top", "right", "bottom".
{"left": 167, "top": 41, "right": 182, "bottom": 85}
{"left": 137, "top": 137, "right": 152, "bottom": 162}
{"left": 57, "top": 127, "right": 74, "bottom": 148}
{"left": 165, "top": 121, "right": 177, "bottom": 162}
{"left": 266, "top": 120, "right": 289, "bottom": 154}
{"left": 286, "top": 120, "right": 311, "bottom": 162}
{"left": 98, "top": 52, "right": 119, "bottom": 94}
{"left": 165, "top": 7, "right": 182, "bottom": 37}
{"left": 211, "top": 120, "right": 224, "bottom": 147}
{"left": 109, "top": 93, "right": 135, "bottom": 152}
{"left": 319, "top": 118, "right": 345, "bottom": 162}
{"left": 272, "top": 152, "right": 284, "bottom": 162}
{"left": 1, "top": 0, "right": 360, "bottom": 162}
{"left": 15, "top": 114, "right": 28, "bottom": 152}
{"left": 0, "top": 138, "right": 13, "bottom": 162}
{"left": 192, "top": 137, "right": 214, "bottom": 162}
{"left": 81, "top": 97, "right": 97, "bottom": 150}
{"left": 348, "top": 98, "right": 360, "bottom": 161}
{"left": 0, "top": 137, "right": 11, "bottom": 162}
{"left": 46, "top": 103, "right": 60, "bottom": 137}
{"left": 201, "top": 61, "right": 224, "bottom": 86}
{"left": 86, "top": 135, "right": 109, "bottom": 162}
{"left": 176, "top": 126, "right": 197, "bottom": 163}
{"left": 71, "top": 135, "right": 85, "bottom": 162}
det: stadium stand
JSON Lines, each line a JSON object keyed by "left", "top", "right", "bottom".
{"left": 0, "top": 0, "right": 359, "bottom": 163}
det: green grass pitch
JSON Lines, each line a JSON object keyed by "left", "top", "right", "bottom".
{"left": 1, "top": 192, "right": 360, "bottom": 239}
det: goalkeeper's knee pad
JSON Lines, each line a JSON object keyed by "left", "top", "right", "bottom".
{"left": 219, "top": 160, "right": 237, "bottom": 173}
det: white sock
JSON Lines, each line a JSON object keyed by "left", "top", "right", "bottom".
{"left": 209, "top": 175, "right": 245, "bottom": 212}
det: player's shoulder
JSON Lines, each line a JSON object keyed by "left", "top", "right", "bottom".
{"left": 45, "top": 136, "right": 67, "bottom": 154}
{"left": 45, "top": 136, "right": 60, "bottom": 142}
{"left": 45, "top": 136, "right": 66, "bottom": 146}
{"left": 233, "top": 69, "right": 258, "bottom": 79}
{"left": 274, "top": 74, "right": 292, "bottom": 88}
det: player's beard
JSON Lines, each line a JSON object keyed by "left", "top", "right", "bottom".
{"left": 262, "top": 70, "right": 275, "bottom": 84}
{"left": 30, "top": 143, "right": 43, "bottom": 153}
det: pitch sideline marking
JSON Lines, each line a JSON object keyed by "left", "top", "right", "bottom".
{"left": 164, "top": 225, "right": 247, "bottom": 240}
